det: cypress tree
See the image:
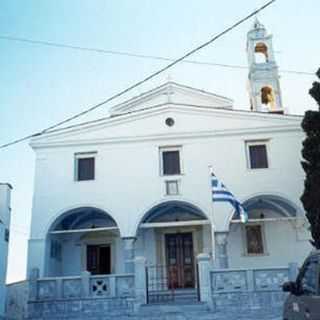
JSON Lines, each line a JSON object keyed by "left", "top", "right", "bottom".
{"left": 301, "top": 68, "right": 320, "bottom": 249}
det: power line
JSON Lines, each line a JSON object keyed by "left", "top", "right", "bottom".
{"left": 0, "top": 36, "right": 313, "bottom": 76}
{"left": 0, "top": 0, "right": 277, "bottom": 150}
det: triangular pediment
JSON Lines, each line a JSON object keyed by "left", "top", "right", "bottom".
{"left": 109, "top": 81, "right": 233, "bottom": 115}
{"left": 30, "top": 104, "right": 302, "bottom": 149}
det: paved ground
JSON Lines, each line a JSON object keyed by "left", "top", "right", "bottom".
{"left": 213, "top": 311, "right": 281, "bottom": 320}
{"left": 25, "top": 301, "right": 284, "bottom": 319}
{"left": 136, "top": 304, "right": 283, "bottom": 320}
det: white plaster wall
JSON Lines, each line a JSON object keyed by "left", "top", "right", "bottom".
{"left": 228, "top": 220, "right": 311, "bottom": 269}
{"left": 0, "top": 185, "right": 11, "bottom": 227}
{"left": 0, "top": 184, "right": 11, "bottom": 317}
{"left": 0, "top": 225, "right": 8, "bottom": 317}
{"left": 146, "top": 229, "right": 157, "bottom": 266}
{"left": 27, "top": 107, "right": 308, "bottom": 275}
{"left": 61, "top": 240, "right": 82, "bottom": 276}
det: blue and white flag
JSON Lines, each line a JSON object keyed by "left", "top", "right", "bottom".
{"left": 211, "top": 172, "right": 248, "bottom": 223}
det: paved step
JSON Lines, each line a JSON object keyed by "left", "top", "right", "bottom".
{"left": 147, "top": 288, "right": 199, "bottom": 304}
{"left": 138, "top": 302, "right": 210, "bottom": 315}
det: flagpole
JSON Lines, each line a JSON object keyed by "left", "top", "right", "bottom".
{"left": 208, "top": 165, "right": 216, "bottom": 263}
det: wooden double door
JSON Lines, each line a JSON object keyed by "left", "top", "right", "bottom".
{"left": 165, "top": 232, "right": 195, "bottom": 288}
{"left": 86, "top": 245, "right": 111, "bottom": 275}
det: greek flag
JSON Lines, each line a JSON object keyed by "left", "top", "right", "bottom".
{"left": 211, "top": 173, "right": 248, "bottom": 223}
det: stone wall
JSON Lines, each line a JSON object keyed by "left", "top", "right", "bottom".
{"left": 27, "top": 270, "right": 135, "bottom": 320}
{"left": 210, "top": 263, "right": 298, "bottom": 312}
{"left": 5, "top": 281, "right": 29, "bottom": 320}
{"left": 28, "top": 298, "right": 134, "bottom": 320}
{"left": 6, "top": 258, "right": 299, "bottom": 319}
{"left": 197, "top": 254, "right": 299, "bottom": 315}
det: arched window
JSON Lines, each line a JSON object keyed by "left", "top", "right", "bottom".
{"left": 261, "top": 86, "right": 275, "bottom": 109}
{"left": 254, "top": 42, "right": 268, "bottom": 63}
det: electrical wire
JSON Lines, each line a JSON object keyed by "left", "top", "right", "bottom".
{"left": 0, "top": 0, "right": 277, "bottom": 150}
{"left": 0, "top": 35, "right": 313, "bottom": 76}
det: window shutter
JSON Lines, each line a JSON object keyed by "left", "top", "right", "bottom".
{"left": 249, "top": 145, "right": 268, "bottom": 169}
{"left": 163, "top": 151, "right": 180, "bottom": 175}
{"left": 78, "top": 157, "right": 95, "bottom": 180}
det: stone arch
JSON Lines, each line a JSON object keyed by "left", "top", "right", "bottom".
{"left": 44, "top": 206, "right": 121, "bottom": 277}
{"left": 228, "top": 193, "right": 301, "bottom": 226}
{"left": 255, "top": 42, "right": 268, "bottom": 63}
{"left": 48, "top": 206, "right": 118, "bottom": 232}
{"left": 44, "top": 204, "right": 121, "bottom": 237}
{"left": 133, "top": 199, "right": 209, "bottom": 236}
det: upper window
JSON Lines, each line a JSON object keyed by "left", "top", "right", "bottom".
{"left": 75, "top": 152, "right": 96, "bottom": 181}
{"left": 244, "top": 224, "right": 265, "bottom": 255}
{"left": 160, "top": 147, "right": 182, "bottom": 176}
{"left": 246, "top": 142, "right": 269, "bottom": 169}
{"left": 5, "top": 229, "right": 9, "bottom": 242}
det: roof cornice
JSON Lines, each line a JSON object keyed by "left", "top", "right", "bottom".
{"left": 31, "top": 123, "right": 302, "bottom": 150}
{"left": 30, "top": 103, "right": 303, "bottom": 149}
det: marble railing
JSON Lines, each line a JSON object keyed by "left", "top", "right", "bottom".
{"left": 30, "top": 271, "right": 135, "bottom": 301}
{"left": 211, "top": 266, "right": 293, "bottom": 293}
{"left": 207, "top": 263, "right": 299, "bottom": 311}
{"left": 6, "top": 280, "right": 29, "bottom": 320}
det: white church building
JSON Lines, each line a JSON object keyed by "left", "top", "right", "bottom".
{"left": 21, "top": 20, "right": 311, "bottom": 317}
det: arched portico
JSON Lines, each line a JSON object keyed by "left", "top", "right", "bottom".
{"left": 239, "top": 194, "right": 299, "bottom": 219}
{"left": 45, "top": 207, "right": 122, "bottom": 277}
{"left": 135, "top": 200, "right": 212, "bottom": 289}
{"left": 222, "top": 194, "right": 310, "bottom": 270}
{"left": 141, "top": 200, "right": 208, "bottom": 224}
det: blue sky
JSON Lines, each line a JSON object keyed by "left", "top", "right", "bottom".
{"left": 1, "top": 0, "right": 319, "bottom": 283}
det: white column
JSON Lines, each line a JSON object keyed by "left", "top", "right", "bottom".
{"left": 81, "top": 271, "right": 90, "bottom": 298}
{"left": 197, "top": 253, "right": 212, "bottom": 307}
{"left": 202, "top": 224, "right": 212, "bottom": 255}
{"left": 122, "top": 237, "right": 136, "bottom": 274}
{"left": 27, "top": 238, "right": 47, "bottom": 277}
{"left": 215, "top": 232, "right": 229, "bottom": 269}
{"left": 134, "top": 256, "right": 147, "bottom": 306}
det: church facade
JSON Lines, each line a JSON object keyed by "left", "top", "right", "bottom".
{"left": 27, "top": 79, "right": 310, "bottom": 279}
{"left": 22, "top": 20, "right": 311, "bottom": 317}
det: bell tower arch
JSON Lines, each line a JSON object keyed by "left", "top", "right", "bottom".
{"left": 247, "top": 18, "right": 283, "bottom": 113}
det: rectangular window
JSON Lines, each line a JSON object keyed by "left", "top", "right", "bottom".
{"left": 245, "top": 224, "right": 264, "bottom": 255}
{"left": 50, "top": 240, "right": 62, "bottom": 261}
{"left": 75, "top": 152, "right": 96, "bottom": 181}
{"left": 160, "top": 147, "right": 182, "bottom": 175}
{"left": 246, "top": 142, "right": 269, "bottom": 169}
{"left": 5, "top": 229, "right": 9, "bottom": 242}
{"left": 165, "top": 180, "right": 180, "bottom": 195}
{"left": 163, "top": 150, "right": 180, "bottom": 175}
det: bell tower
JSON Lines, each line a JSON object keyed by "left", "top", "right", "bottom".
{"left": 247, "top": 18, "right": 283, "bottom": 113}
